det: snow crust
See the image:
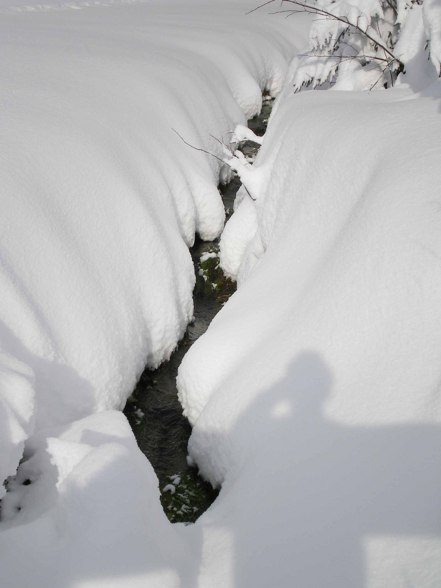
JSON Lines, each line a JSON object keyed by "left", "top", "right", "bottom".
{"left": 178, "top": 79, "right": 441, "bottom": 587}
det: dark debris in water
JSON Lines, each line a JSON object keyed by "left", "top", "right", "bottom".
{"left": 160, "top": 471, "right": 219, "bottom": 524}
{"left": 125, "top": 239, "right": 232, "bottom": 523}
{"left": 124, "top": 97, "right": 273, "bottom": 523}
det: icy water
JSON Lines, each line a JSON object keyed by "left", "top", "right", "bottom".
{"left": 124, "top": 99, "right": 272, "bottom": 523}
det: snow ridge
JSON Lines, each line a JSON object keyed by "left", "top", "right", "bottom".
{"left": 0, "top": 3, "right": 311, "bottom": 586}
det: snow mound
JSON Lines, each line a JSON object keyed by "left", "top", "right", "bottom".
{"left": 0, "top": 2, "right": 312, "bottom": 586}
{"left": 0, "top": 0, "right": 309, "bottom": 496}
{"left": 0, "top": 411, "right": 192, "bottom": 588}
{"left": 178, "top": 82, "right": 441, "bottom": 586}
{"left": 0, "top": 353, "right": 34, "bottom": 499}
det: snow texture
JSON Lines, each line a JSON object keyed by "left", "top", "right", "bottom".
{"left": 287, "top": 0, "right": 441, "bottom": 92}
{"left": 178, "top": 79, "right": 441, "bottom": 587}
{"left": 3, "top": 0, "right": 441, "bottom": 585}
{"left": 0, "top": 0, "right": 305, "bottom": 494}
{"left": 423, "top": 0, "right": 441, "bottom": 74}
{"left": 0, "top": 411, "right": 193, "bottom": 588}
{"left": 0, "top": 0, "right": 311, "bottom": 586}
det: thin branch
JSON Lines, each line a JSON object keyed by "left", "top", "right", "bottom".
{"left": 246, "top": 0, "right": 278, "bottom": 16}
{"left": 238, "top": 182, "right": 256, "bottom": 201}
{"left": 368, "top": 62, "right": 390, "bottom": 90}
{"left": 209, "top": 133, "right": 224, "bottom": 146}
{"left": 297, "top": 52, "right": 392, "bottom": 64}
{"left": 172, "top": 129, "right": 226, "bottom": 165}
{"left": 383, "top": 0, "right": 397, "bottom": 15}
{"left": 209, "top": 133, "right": 234, "bottom": 158}
{"left": 272, "top": 0, "right": 403, "bottom": 69}
{"left": 172, "top": 129, "right": 256, "bottom": 201}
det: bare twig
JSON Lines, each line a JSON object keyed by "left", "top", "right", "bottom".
{"left": 246, "top": 0, "right": 277, "bottom": 15}
{"left": 283, "top": 0, "right": 401, "bottom": 65}
{"left": 237, "top": 182, "right": 256, "bottom": 201}
{"left": 250, "top": 0, "right": 404, "bottom": 77}
{"left": 172, "top": 129, "right": 256, "bottom": 201}
{"left": 172, "top": 128, "right": 226, "bottom": 165}
{"left": 383, "top": 0, "right": 397, "bottom": 15}
{"left": 368, "top": 62, "right": 391, "bottom": 90}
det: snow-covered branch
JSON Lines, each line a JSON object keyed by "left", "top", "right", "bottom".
{"left": 257, "top": 0, "right": 441, "bottom": 90}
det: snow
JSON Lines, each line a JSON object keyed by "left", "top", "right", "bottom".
{"left": 424, "top": 0, "right": 441, "bottom": 74}
{"left": 0, "top": 0, "right": 311, "bottom": 586}
{"left": 0, "top": 353, "right": 34, "bottom": 499}
{"left": 0, "top": 411, "right": 192, "bottom": 588}
{"left": 0, "top": 0, "right": 307, "bottom": 494}
{"left": 287, "top": 0, "right": 441, "bottom": 91}
{"left": 2, "top": 0, "right": 441, "bottom": 586}
{"left": 394, "top": 5, "right": 436, "bottom": 90}
{"left": 178, "top": 65, "right": 441, "bottom": 588}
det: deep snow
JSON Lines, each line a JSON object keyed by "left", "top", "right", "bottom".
{"left": 178, "top": 22, "right": 441, "bottom": 587}
{"left": 0, "top": 0, "right": 308, "bottom": 488}
{"left": 2, "top": 0, "right": 441, "bottom": 586}
{"left": 0, "top": 0, "right": 311, "bottom": 586}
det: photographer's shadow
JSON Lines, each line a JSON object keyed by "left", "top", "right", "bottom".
{"left": 229, "top": 351, "right": 441, "bottom": 587}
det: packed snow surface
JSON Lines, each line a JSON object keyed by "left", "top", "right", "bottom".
{"left": 178, "top": 72, "right": 441, "bottom": 587}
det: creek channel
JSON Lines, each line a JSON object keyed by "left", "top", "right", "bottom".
{"left": 124, "top": 97, "right": 272, "bottom": 523}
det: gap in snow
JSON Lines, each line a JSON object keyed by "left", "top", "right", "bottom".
{"left": 123, "top": 98, "right": 273, "bottom": 523}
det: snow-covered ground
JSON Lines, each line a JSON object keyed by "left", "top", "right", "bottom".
{"left": 0, "top": 0, "right": 305, "bottom": 437}
{"left": 0, "top": 0, "right": 311, "bottom": 586}
{"left": 2, "top": 0, "right": 441, "bottom": 586}
{"left": 178, "top": 11, "right": 441, "bottom": 586}
{"left": 0, "top": 0, "right": 307, "bottom": 486}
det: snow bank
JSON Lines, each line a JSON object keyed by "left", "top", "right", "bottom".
{"left": 0, "top": 353, "right": 34, "bottom": 499}
{"left": 0, "top": 1, "right": 312, "bottom": 585}
{"left": 0, "top": 411, "right": 192, "bottom": 588}
{"left": 283, "top": 0, "right": 441, "bottom": 92}
{"left": 0, "top": 0, "right": 308, "bottom": 492}
{"left": 178, "top": 80, "right": 441, "bottom": 586}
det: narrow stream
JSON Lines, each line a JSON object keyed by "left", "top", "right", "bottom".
{"left": 124, "top": 98, "right": 273, "bottom": 523}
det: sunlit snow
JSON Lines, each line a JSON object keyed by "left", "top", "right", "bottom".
{"left": 1, "top": 0, "right": 441, "bottom": 587}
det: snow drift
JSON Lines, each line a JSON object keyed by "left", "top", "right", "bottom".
{"left": 0, "top": 1, "right": 312, "bottom": 586}
{"left": 0, "top": 0, "right": 308, "bottom": 492}
{"left": 0, "top": 411, "right": 193, "bottom": 588}
{"left": 178, "top": 51, "right": 441, "bottom": 588}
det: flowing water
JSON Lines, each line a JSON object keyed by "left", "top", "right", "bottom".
{"left": 124, "top": 98, "right": 272, "bottom": 523}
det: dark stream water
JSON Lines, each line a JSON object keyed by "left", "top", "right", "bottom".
{"left": 124, "top": 99, "right": 272, "bottom": 523}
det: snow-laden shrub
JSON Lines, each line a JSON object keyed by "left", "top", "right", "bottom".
{"left": 271, "top": 0, "right": 441, "bottom": 90}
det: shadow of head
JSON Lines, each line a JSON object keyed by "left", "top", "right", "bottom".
{"left": 269, "top": 351, "right": 333, "bottom": 421}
